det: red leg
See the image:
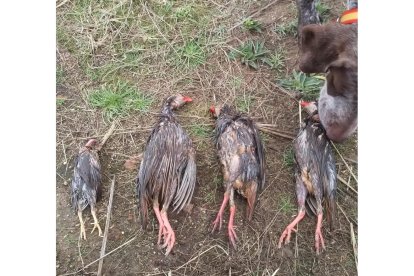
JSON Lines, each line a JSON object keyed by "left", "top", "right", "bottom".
{"left": 160, "top": 211, "right": 176, "bottom": 256}
{"left": 153, "top": 204, "right": 166, "bottom": 245}
{"left": 228, "top": 205, "right": 238, "bottom": 248}
{"left": 212, "top": 192, "right": 229, "bottom": 232}
{"left": 315, "top": 213, "right": 326, "bottom": 254}
{"left": 278, "top": 210, "right": 306, "bottom": 248}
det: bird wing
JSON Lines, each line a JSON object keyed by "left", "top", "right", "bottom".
{"left": 249, "top": 119, "right": 265, "bottom": 190}
{"left": 71, "top": 149, "right": 101, "bottom": 211}
{"left": 172, "top": 146, "right": 196, "bottom": 212}
{"left": 137, "top": 125, "right": 163, "bottom": 228}
{"left": 322, "top": 141, "right": 337, "bottom": 230}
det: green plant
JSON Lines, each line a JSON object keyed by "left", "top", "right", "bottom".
{"left": 175, "top": 40, "right": 206, "bottom": 68}
{"left": 243, "top": 18, "right": 262, "bottom": 32}
{"left": 229, "top": 41, "right": 270, "bottom": 69}
{"left": 174, "top": 5, "right": 194, "bottom": 21}
{"left": 56, "top": 64, "right": 65, "bottom": 85}
{"left": 316, "top": 0, "right": 331, "bottom": 22}
{"left": 279, "top": 70, "right": 324, "bottom": 101}
{"left": 230, "top": 77, "right": 243, "bottom": 90}
{"left": 88, "top": 80, "right": 153, "bottom": 121}
{"left": 268, "top": 49, "right": 286, "bottom": 73}
{"left": 282, "top": 147, "right": 295, "bottom": 168}
{"left": 189, "top": 125, "right": 211, "bottom": 138}
{"left": 56, "top": 98, "right": 66, "bottom": 107}
{"left": 274, "top": 20, "right": 298, "bottom": 37}
{"left": 279, "top": 195, "right": 296, "bottom": 214}
{"left": 236, "top": 95, "right": 253, "bottom": 113}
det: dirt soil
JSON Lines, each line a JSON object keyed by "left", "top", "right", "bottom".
{"left": 56, "top": 0, "right": 358, "bottom": 275}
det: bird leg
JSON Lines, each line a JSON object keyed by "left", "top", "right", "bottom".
{"left": 90, "top": 207, "right": 103, "bottom": 237}
{"left": 160, "top": 210, "right": 176, "bottom": 255}
{"left": 77, "top": 210, "right": 86, "bottom": 240}
{"left": 315, "top": 213, "right": 326, "bottom": 254}
{"left": 278, "top": 210, "right": 306, "bottom": 248}
{"left": 228, "top": 189, "right": 238, "bottom": 248}
{"left": 212, "top": 191, "right": 229, "bottom": 232}
{"left": 153, "top": 203, "right": 167, "bottom": 245}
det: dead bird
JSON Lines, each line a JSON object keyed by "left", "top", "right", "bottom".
{"left": 278, "top": 101, "right": 337, "bottom": 254}
{"left": 71, "top": 139, "right": 103, "bottom": 240}
{"left": 137, "top": 94, "right": 196, "bottom": 255}
{"left": 210, "top": 104, "right": 265, "bottom": 248}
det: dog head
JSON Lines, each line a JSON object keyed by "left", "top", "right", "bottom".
{"left": 299, "top": 23, "right": 357, "bottom": 74}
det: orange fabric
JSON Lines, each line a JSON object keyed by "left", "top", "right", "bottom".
{"left": 339, "top": 8, "right": 358, "bottom": 24}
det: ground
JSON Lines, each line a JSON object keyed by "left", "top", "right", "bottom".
{"left": 56, "top": 0, "right": 358, "bottom": 275}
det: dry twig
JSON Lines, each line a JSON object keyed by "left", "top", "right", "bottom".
{"left": 331, "top": 142, "right": 358, "bottom": 184}
{"left": 58, "top": 235, "right": 137, "bottom": 276}
{"left": 350, "top": 223, "right": 358, "bottom": 272}
{"left": 98, "top": 121, "right": 117, "bottom": 151}
{"left": 97, "top": 175, "right": 116, "bottom": 276}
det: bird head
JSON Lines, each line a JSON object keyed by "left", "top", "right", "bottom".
{"left": 300, "top": 101, "right": 318, "bottom": 115}
{"left": 167, "top": 94, "right": 193, "bottom": 109}
{"left": 84, "top": 139, "right": 99, "bottom": 149}
{"left": 209, "top": 104, "right": 222, "bottom": 118}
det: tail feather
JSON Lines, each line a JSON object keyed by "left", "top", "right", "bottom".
{"left": 305, "top": 196, "right": 318, "bottom": 217}
{"left": 245, "top": 182, "right": 258, "bottom": 221}
{"left": 323, "top": 143, "right": 337, "bottom": 230}
{"left": 173, "top": 150, "right": 196, "bottom": 213}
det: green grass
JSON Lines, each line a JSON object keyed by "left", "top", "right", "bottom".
{"left": 229, "top": 41, "right": 270, "bottom": 69}
{"left": 315, "top": 0, "right": 331, "bottom": 22}
{"left": 88, "top": 80, "right": 153, "bottom": 121}
{"left": 278, "top": 195, "right": 296, "bottom": 214}
{"left": 278, "top": 70, "right": 324, "bottom": 101}
{"left": 243, "top": 18, "right": 262, "bottom": 33}
{"left": 56, "top": 98, "right": 66, "bottom": 107}
{"left": 230, "top": 76, "right": 243, "bottom": 90}
{"left": 189, "top": 125, "right": 211, "bottom": 138}
{"left": 56, "top": 64, "right": 65, "bottom": 85}
{"left": 174, "top": 40, "right": 206, "bottom": 68}
{"left": 268, "top": 48, "right": 286, "bottom": 74}
{"left": 236, "top": 95, "right": 253, "bottom": 113}
{"left": 274, "top": 20, "right": 298, "bottom": 37}
{"left": 174, "top": 5, "right": 194, "bottom": 21}
{"left": 212, "top": 174, "right": 223, "bottom": 191}
{"left": 282, "top": 147, "right": 295, "bottom": 168}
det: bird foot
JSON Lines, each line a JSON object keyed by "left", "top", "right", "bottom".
{"left": 278, "top": 225, "right": 297, "bottom": 248}
{"left": 315, "top": 227, "right": 326, "bottom": 254}
{"left": 212, "top": 193, "right": 229, "bottom": 233}
{"left": 91, "top": 221, "right": 103, "bottom": 237}
{"left": 211, "top": 212, "right": 223, "bottom": 233}
{"left": 278, "top": 211, "right": 305, "bottom": 248}
{"left": 315, "top": 213, "right": 326, "bottom": 254}
{"left": 228, "top": 205, "right": 238, "bottom": 248}
{"left": 80, "top": 223, "right": 87, "bottom": 240}
{"left": 160, "top": 212, "right": 176, "bottom": 255}
{"left": 157, "top": 224, "right": 167, "bottom": 245}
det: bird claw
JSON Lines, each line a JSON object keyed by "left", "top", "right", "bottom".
{"left": 211, "top": 213, "right": 223, "bottom": 233}
{"left": 80, "top": 225, "right": 87, "bottom": 240}
{"left": 160, "top": 231, "right": 175, "bottom": 255}
{"left": 315, "top": 229, "right": 326, "bottom": 255}
{"left": 228, "top": 224, "right": 238, "bottom": 248}
{"left": 278, "top": 226, "right": 295, "bottom": 248}
{"left": 157, "top": 225, "right": 167, "bottom": 245}
{"left": 91, "top": 222, "right": 103, "bottom": 237}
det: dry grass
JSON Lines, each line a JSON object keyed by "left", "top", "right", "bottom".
{"left": 57, "top": 0, "right": 357, "bottom": 275}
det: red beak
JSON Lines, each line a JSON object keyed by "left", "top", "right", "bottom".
{"left": 300, "top": 101, "right": 310, "bottom": 107}
{"left": 183, "top": 96, "right": 193, "bottom": 103}
{"left": 209, "top": 105, "right": 215, "bottom": 114}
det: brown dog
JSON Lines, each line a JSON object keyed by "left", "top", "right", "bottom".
{"left": 299, "top": 23, "right": 357, "bottom": 142}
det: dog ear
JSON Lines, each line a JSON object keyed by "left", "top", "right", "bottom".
{"left": 301, "top": 25, "right": 316, "bottom": 46}
{"left": 326, "top": 58, "right": 357, "bottom": 96}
